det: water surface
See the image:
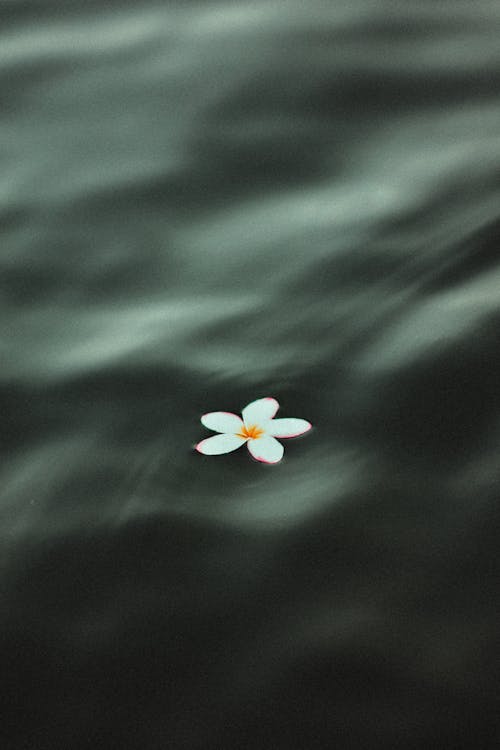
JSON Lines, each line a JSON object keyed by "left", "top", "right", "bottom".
{"left": 2, "top": 2, "right": 500, "bottom": 748}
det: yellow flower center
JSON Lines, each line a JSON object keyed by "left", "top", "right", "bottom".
{"left": 237, "top": 423, "right": 264, "bottom": 440}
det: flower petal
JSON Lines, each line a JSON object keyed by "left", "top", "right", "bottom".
{"left": 201, "top": 411, "right": 243, "bottom": 433}
{"left": 267, "top": 418, "right": 312, "bottom": 438}
{"left": 196, "top": 434, "right": 246, "bottom": 455}
{"left": 242, "top": 397, "right": 279, "bottom": 426}
{"left": 247, "top": 435, "right": 284, "bottom": 464}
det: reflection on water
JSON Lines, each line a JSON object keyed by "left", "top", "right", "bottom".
{"left": 1, "top": 2, "right": 500, "bottom": 748}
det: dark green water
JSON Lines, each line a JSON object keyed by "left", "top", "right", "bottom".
{"left": 2, "top": 2, "right": 500, "bottom": 748}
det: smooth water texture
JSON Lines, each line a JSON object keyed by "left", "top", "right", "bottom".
{"left": 2, "top": 2, "right": 500, "bottom": 748}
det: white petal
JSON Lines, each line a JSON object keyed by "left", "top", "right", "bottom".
{"left": 196, "top": 434, "right": 246, "bottom": 455}
{"left": 242, "top": 397, "right": 279, "bottom": 427}
{"left": 247, "top": 435, "right": 284, "bottom": 464}
{"left": 267, "top": 418, "right": 312, "bottom": 438}
{"left": 201, "top": 411, "right": 243, "bottom": 433}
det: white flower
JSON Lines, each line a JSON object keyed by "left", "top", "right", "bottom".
{"left": 195, "top": 397, "right": 312, "bottom": 464}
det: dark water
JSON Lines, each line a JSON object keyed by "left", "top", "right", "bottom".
{"left": 2, "top": 2, "right": 500, "bottom": 748}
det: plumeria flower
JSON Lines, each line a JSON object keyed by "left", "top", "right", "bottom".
{"left": 195, "top": 397, "right": 312, "bottom": 464}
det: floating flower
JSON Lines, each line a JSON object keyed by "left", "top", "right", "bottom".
{"left": 195, "top": 397, "right": 312, "bottom": 464}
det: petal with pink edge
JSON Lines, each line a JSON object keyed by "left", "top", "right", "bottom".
{"left": 247, "top": 435, "right": 284, "bottom": 464}
{"left": 201, "top": 411, "right": 243, "bottom": 433}
{"left": 242, "top": 397, "right": 279, "bottom": 427}
{"left": 196, "top": 434, "right": 246, "bottom": 455}
{"left": 267, "top": 418, "right": 312, "bottom": 438}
